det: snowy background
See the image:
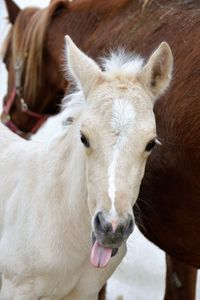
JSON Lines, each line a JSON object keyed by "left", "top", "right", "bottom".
{"left": 0, "top": 1, "right": 199, "bottom": 299}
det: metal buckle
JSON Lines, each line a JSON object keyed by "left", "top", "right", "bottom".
{"left": 20, "top": 98, "right": 28, "bottom": 111}
{"left": 1, "top": 112, "right": 11, "bottom": 124}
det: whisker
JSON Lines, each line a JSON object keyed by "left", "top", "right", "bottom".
{"left": 133, "top": 204, "right": 147, "bottom": 233}
{"left": 136, "top": 197, "right": 157, "bottom": 213}
{"left": 155, "top": 137, "right": 162, "bottom": 146}
{"left": 157, "top": 136, "right": 177, "bottom": 146}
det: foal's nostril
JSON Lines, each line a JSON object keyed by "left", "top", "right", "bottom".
{"left": 116, "top": 224, "right": 124, "bottom": 235}
{"left": 94, "top": 212, "right": 102, "bottom": 231}
{"left": 94, "top": 212, "right": 111, "bottom": 233}
{"left": 125, "top": 214, "right": 134, "bottom": 235}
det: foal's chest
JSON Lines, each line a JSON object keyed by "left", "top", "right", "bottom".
{"left": 37, "top": 244, "right": 126, "bottom": 300}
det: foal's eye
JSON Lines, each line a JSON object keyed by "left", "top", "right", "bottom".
{"left": 80, "top": 132, "right": 90, "bottom": 148}
{"left": 145, "top": 139, "right": 156, "bottom": 152}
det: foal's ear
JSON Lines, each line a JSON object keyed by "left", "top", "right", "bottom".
{"left": 65, "top": 35, "right": 101, "bottom": 96}
{"left": 138, "top": 42, "right": 173, "bottom": 101}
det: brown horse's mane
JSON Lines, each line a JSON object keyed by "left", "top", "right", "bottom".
{"left": 4, "top": 1, "right": 69, "bottom": 104}
{"left": 8, "top": 1, "right": 68, "bottom": 103}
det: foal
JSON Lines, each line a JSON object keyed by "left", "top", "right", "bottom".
{"left": 0, "top": 37, "right": 172, "bottom": 300}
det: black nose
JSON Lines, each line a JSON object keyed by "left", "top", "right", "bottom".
{"left": 93, "top": 212, "right": 134, "bottom": 247}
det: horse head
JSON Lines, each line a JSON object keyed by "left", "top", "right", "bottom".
{"left": 2, "top": 0, "right": 69, "bottom": 137}
{"left": 65, "top": 36, "right": 173, "bottom": 267}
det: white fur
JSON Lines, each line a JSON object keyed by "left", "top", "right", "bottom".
{"left": 108, "top": 99, "right": 135, "bottom": 217}
{"left": 102, "top": 49, "right": 144, "bottom": 76}
{"left": 111, "top": 99, "right": 136, "bottom": 136}
{"left": 0, "top": 121, "right": 126, "bottom": 300}
{"left": 108, "top": 147, "right": 118, "bottom": 218}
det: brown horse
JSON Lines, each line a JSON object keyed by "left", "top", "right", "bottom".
{"left": 2, "top": 0, "right": 200, "bottom": 299}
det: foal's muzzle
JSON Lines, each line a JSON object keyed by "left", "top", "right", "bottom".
{"left": 93, "top": 211, "right": 134, "bottom": 249}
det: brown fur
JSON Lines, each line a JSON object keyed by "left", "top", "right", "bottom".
{"left": 4, "top": 0, "right": 20, "bottom": 24}
{"left": 3, "top": 0, "right": 200, "bottom": 299}
{"left": 51, "top": 0, "right": 132, "bottom": 13}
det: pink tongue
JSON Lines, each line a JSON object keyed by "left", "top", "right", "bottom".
{"left": 90, "top": 241, "right": 112, "bottom": 268}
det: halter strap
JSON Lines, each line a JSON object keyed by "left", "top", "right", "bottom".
{"left": 3, "top": 87, "right": 16, "bottom": 114}
{"left": 1, "top": 54, "right": 52, "bottom": 137}
{"left": 1, "top": 87, "right": 50, "bottom": 137}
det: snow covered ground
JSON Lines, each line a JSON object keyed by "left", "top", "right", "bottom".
{"left": 0, "top": 1, "right": 199, "bottom": 299}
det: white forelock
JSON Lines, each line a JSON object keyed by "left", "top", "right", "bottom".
{"left": 101, "top": 49, "right": 144, "bottom": 76}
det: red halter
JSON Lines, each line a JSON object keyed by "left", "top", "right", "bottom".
{"left": 1, "top": 54, "right": 52, "bottom": 137}
{"left": 1, "top": 87, "right": 49, "bottom": 138}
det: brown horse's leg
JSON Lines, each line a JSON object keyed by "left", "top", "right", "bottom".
{"left": 164, "top": 254, "right": 197, "bottom": 300}
{"left": 98, "top": 284, "right": 106, "bottom": 300}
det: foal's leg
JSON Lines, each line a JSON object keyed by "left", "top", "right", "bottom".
{"left": 164, "top": 254, "right": 197, "bottom": 300}
{"left": 98, "top": 284, "right": 106, "bottom": 300}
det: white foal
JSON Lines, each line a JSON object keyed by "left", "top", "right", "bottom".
{"left": 0, "top": 36, "right": 173, "bottom": 300}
